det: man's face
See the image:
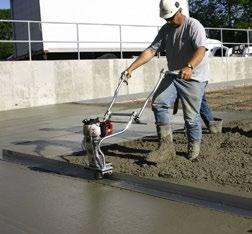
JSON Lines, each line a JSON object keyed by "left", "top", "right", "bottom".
{"left": 165, "top": 11, "right": 180, "bottom": 27}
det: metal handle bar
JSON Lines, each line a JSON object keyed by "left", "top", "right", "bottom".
{"left": 134, "top": 68, "right": 165, "bottom": 121}
{"left": 103, "top": 69, "right": 180, "bottom": 121}
{"left": 98, "top": 111, "right": 136, "bottom": 167}
{"left": 134, "top": 69, "right": 180, "bottom": 122}
{"left": 110, "top": 112, "right": 134, "bottom": 117}
{"left": 103, "top": 73, "right": 128, "bottom": 120}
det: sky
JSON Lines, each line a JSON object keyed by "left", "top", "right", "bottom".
{"left": 0, "top": 0, "right": 10, "bottom": 9}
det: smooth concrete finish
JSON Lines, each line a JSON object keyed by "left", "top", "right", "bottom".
{"left": 0, "top": 160, "right": 251, "bottom": 234}
{"left": 0, "top": 102, "right": 184, "bottom": 159}
{"left": 0, "top": 57, "right": 252, "bottom": 111}
{"left": 1, "top": 101, "right": 251, "bottom": 162}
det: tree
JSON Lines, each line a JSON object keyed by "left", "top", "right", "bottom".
{"left": 0, "top": 9, "right": 14, "bottom": 60}
{"left": 189, "top": 0, "right": 252, "bottom": 45}
{"left": 189, "top": 0, "right": 251, "bottom": 28}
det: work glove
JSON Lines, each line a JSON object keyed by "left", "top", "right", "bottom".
{"left": 121, "top": 70, "right": 131, "bottom": 85}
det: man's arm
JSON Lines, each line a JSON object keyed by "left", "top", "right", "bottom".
{"left": 126, "top": 48, "right": 156, "bottom": 75}
{"left": 180, "top": 47, "right": 206, "bottom": 80}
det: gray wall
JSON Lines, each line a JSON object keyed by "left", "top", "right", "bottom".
{"left": 0, "top": 57, "right": 252, "bottom": 111}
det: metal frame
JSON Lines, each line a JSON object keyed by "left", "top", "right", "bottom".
{"left": 85, "top": 69, "right": 174, "bottom": 176}
{"left": 0, "top": 19, "right": 251, "bottom": 60}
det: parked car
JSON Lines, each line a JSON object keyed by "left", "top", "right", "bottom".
{"left": 206, "top": 39, "right": 231, "bottom": 57}
{"left": 243, "top": 46, "right": 252, "bottom": 57}
{"left": 209, "top": 46, "right": 232, "bottom": 57}
{"left": 230, "top": 45, "right": 252, "bottom": 57}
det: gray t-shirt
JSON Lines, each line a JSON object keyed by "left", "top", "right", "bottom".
{"left": 150, "top": 17, "right": 209, "bottom": 82}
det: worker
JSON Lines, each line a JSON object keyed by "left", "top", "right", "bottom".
{"left": 122, "top": 0, "right": 209, "bottom": 162}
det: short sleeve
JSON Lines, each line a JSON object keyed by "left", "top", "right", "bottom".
{"left": 148, "top": 26, "right": 166, "bottom": 53}
{"left": 190, "top": 20, "right": 207, "bottom": 49}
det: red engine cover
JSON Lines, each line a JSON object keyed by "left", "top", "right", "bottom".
{"left": 100, "top": 120, "right": 113, "bottom": 137}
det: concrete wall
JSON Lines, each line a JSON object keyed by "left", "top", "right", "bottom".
{"left": 0, "top": 57, "right": 251, "bottom": 111}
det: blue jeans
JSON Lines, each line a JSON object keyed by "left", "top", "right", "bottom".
{"left": 200, "top": 82, "right": 214, "bottom": 127}
{"left": 200, "top": 85, "right": 214, "bottom": 127}
{"left": 152, "top": 74, "right": 206, "bottom": 142}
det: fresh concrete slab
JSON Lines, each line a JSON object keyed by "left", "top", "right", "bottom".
{"left": 0, "top": 101, "right": 184, "bottom": 159}
{"left": 1, "top": 101, "right": 251, "bottom": 160}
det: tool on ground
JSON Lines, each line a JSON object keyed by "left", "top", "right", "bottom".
{"left": 82, "top": 69, "right": 179, "bottom": 178}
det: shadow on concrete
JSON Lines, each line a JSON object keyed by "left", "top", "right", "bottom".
{"left": 2, "top": 149, "right": 96, "bottom": 180}
{"left": 102, "top": 144, "right": 150, "bottom": 160}
{"left": 12, "top": 139, "right": 80, "bottom": 157}
{"left": 223, "top": 126, "right": 252, "bottom": 138}
{"left": 39, "top": 126, "right": 82, "bottom": 134}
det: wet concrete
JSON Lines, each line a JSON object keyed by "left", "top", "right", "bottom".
{"left": 0, "top": 86, "right": 252, "bottom": 233}
{"left": 1, "top": 103, "right": 250, "bottom": 159}
{"left": 3, "top": 150, "right": 252, "bottom": 217}
{"left": 0, "top": 160, "right": 251, "bottom": 234}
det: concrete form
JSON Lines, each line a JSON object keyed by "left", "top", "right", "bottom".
{"left": 0, "top": 57, "right": 252, "bottom": 111}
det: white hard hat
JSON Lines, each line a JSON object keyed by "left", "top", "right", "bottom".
{"left": 159, "top": 0, "right": 181, "bottom": 19}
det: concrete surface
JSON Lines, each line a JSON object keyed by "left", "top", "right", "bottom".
{"left": 1, "top": 160, "right": 251, "bottom": 234}
{"left": 1, "top": 101, "right": 252, "bottom": 220}
{"left": 1, "top": 101, "right": 251, "bottom": 161}
{"left": 0, "top": 102, "right": 182, "bottom": 159}
{"left": 0, "top": 57, "right": 251, "bottom": 111}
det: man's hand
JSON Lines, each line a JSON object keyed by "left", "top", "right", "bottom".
{"left": 121, "top": 48, "right": 156, "bottom": 81}
{"left": 179, "top": 67, "right": 193, "bottom": 80}
{"left": 121, "top": 70, "right": 131, "bottom": 85}
{"left": 179, "top": 47, "right": 205, "bottom": 80}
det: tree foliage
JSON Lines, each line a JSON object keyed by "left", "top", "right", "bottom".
{"left": 0, "top": 9, "right": 14, "bottom": 59}
{"left": 189, "top": 0, "right": 252, "bottom": 44}
{"left": 189, "top": 0, "right": 251, "bottom": 28}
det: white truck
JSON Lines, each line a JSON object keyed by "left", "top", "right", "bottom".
{"left": 11, "top": 0, "right": 189, "bottom": 59}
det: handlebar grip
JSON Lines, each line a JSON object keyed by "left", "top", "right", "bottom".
{"left": 166, "top": 70, "right": 180, "bottom": 76}
{"left": 120, "top": 71, "right": 131, "bottom": 85}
